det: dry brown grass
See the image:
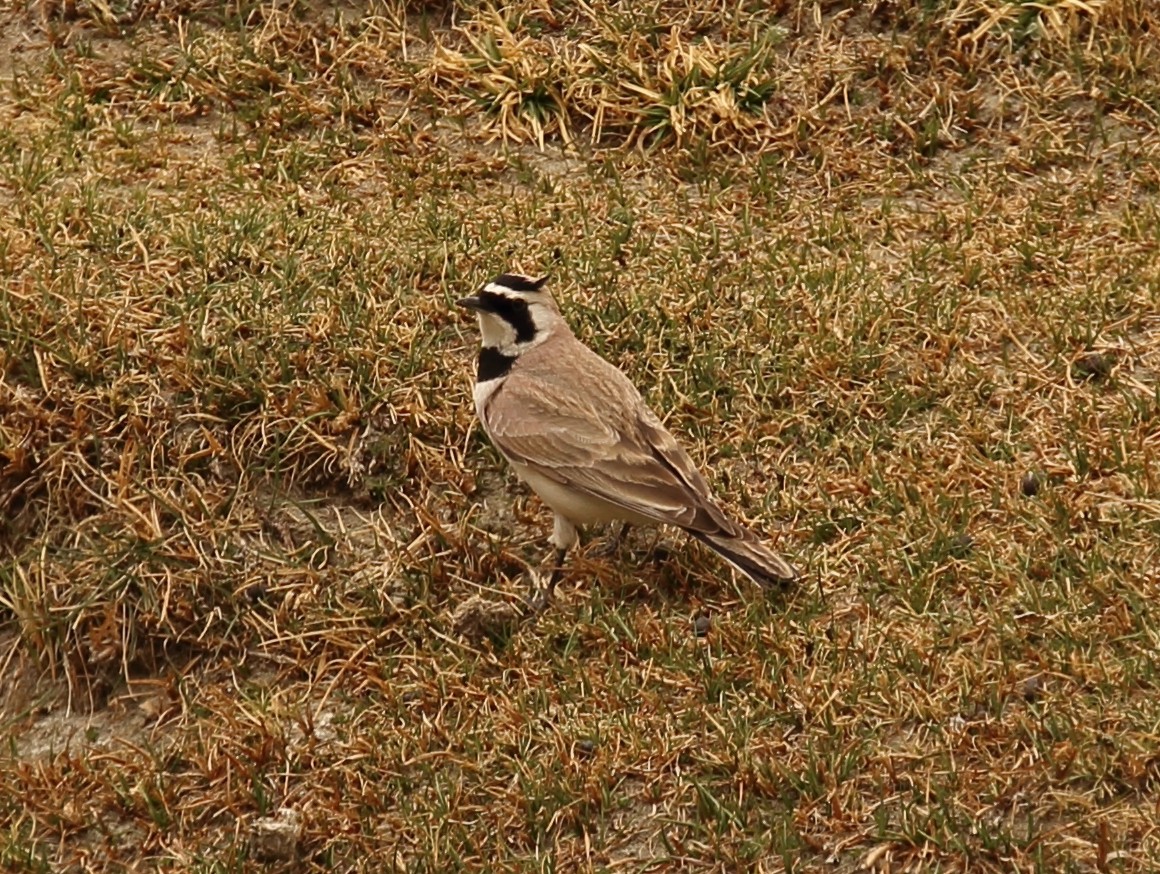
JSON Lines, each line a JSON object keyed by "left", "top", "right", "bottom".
{"left": 2, "top": 0, "right": 1159, "bottom": 870}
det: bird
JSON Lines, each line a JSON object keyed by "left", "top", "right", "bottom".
{"left": 457, "top": 271, "right": 798, "bottom": 609}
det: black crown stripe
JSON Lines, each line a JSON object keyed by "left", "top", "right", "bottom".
{"left": 493, "top": 273, "right": 546, "bottom": 293}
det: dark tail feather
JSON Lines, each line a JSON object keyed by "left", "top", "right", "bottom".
{"left": 692, "top": 528, "right": 798, "bottom": 588}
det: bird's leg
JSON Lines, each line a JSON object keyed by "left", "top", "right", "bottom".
{"left": 544, "top": 546, "right": 568, "bottom": 594}
{"left": 642, "top": 526, "right": 673, "bottom": 566}
{"left": 526, "top": 515, "right": 577, "bottom": 615}
{"left": 590, "top": 522, "right": 631, "bottom": 559}
{"left": 525, "top": 547, "right": 567, "bottom": 615}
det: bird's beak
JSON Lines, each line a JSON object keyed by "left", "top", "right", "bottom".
{"left": 456, "top": 296, "right": 482, "bottom": 311}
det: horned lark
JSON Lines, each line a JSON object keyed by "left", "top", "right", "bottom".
{"left": 457, "top": 272, "right": 798, "bottom": 607}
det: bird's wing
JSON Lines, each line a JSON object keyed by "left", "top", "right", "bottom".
{"left": 482, "top": 344, "right": 736, "bottom": 535}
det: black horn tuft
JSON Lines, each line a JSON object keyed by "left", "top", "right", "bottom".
{"left": 492, "top": 273, "right": 548, "bottom": 293}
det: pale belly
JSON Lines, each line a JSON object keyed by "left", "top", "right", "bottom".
{"left": 510, "top": 462, "right": 654, "bottom": 527}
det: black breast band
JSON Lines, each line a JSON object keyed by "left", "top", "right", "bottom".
{"left": 477, "top": 347, "right": 517, "bottom": 382}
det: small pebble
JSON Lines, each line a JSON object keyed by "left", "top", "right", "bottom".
{"left": 949, "top": 533, "right": 974, "bottom": 557}
{"left": 693, "top": 612, "right": 712, "bottom": 638}
{"left": 1022, "top": 674, "right": 1045, "bottom": 701}
{"left": 1071, "top": 351, "right": 1113, "bottom": 381}
{"left": 451, "top": 596, "right": 523, "bottom": 644}
{"left": 249, "top": 808, "right": 302, "bottom": 863}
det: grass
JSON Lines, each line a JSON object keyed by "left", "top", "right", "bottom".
{"left": 1, "top": 0, "right": 1159, "bottom": 870}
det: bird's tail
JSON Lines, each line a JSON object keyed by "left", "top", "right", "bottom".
{"left": 691, "top": 526, "right": 798, "bottom": 589}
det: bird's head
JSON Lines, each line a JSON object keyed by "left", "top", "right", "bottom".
{"left": 457, "top": 273, "right": 561, "bottom": 355}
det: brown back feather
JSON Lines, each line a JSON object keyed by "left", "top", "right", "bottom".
{"left": 482, "top": 329, "right": 740, "bottom": 537}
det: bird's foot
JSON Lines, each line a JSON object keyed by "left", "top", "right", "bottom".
{"left": 522, "top": 562, "right": 561, "bottom": 619}
{"left": 588, "top": 538, "right": 620, "bottom": 559}
{"left": 522, "top": 585, "right": 554, "bottom": 617}
{"left": 588, "top": 522, "right": 631, "bottom": 559}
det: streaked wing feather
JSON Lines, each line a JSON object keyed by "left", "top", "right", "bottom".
{"left": 483, "top": 344, "right": 735, "bottom": 535}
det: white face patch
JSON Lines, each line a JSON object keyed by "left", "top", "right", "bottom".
{"left": 474, "top": 293, "right": 558, "bottom": 357}
{"left": 477, "top": 310, "right": 520, "bottom": 350}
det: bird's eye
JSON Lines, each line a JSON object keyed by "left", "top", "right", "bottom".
{"left": 513, "top": 299, "right": 529, "bottom": 311}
